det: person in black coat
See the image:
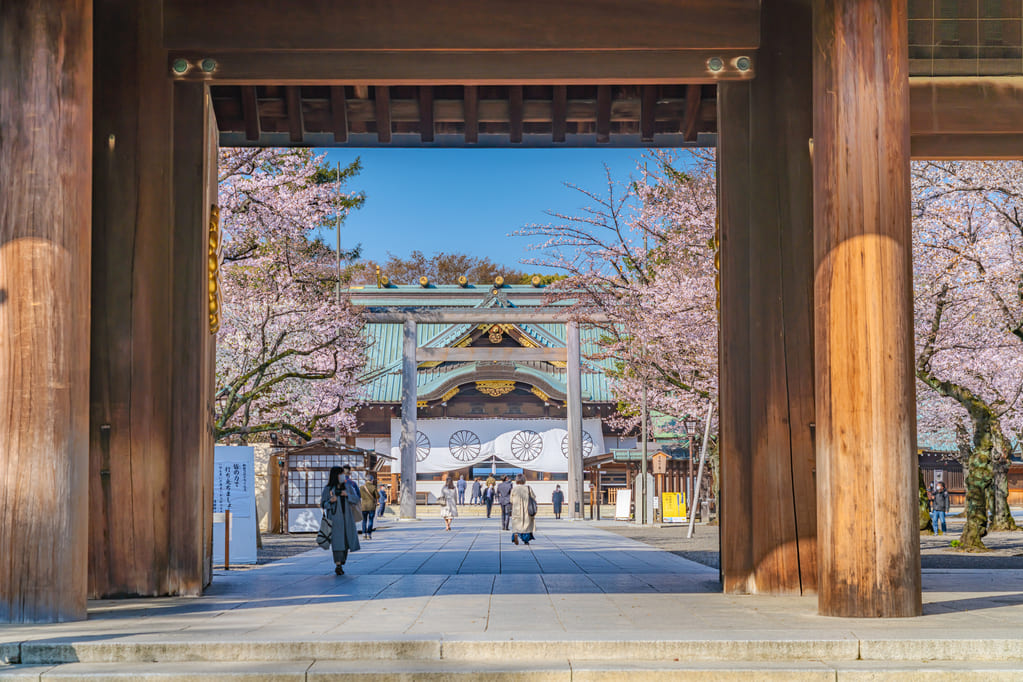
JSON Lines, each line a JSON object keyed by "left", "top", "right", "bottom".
{"left": 496, "top": 475, "right": 514, "bottom": 530}
{"left": 551, "top": 485, "right": 564, "bottom": 519}
{"left": 483, "top": 482, "right": 495, "bottom": 518}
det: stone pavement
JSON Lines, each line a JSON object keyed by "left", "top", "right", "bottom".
{"left": 5, "top": 519, "right": 1023, "bottom": 678}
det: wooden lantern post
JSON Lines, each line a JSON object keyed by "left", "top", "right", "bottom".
{"left": 812, "top": 0, "right": 921, "bottom": 617}
{"left": 0, "top": 0, "right": 92, "bottom": 623}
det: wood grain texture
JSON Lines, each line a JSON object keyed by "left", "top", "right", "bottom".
{"left": 0, "top": 0, "right": 92, "bottom": 623}
{"left": 169, "top": 82, "right": 217, "bottom": 596}
{"left": 418, "top": 87, "right": 434, "bottom": 143}
{"left": 813, "top": 0, "right": 921, "bottom": 618}
{"left": 163, "top": 0, "right": 760, "bottom": 51}
{"left": 746, "top": 0, "right": 817, "bottom": 595}
{"left": 89, "top": 0, "right": 175, "bottom": 599}
{"left": 165, "top": 49, "right": 756, "bottom": 85}
{"left": 717, "top": 81, "right": 754, "bottom": 595}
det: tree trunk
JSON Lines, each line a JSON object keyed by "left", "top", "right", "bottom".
{"left": 959, "top": 422, "right": 993, "bottom": 551}
{"left": 919, "top": 468, "right": 934, "bottom": 533}
{"left": 989, "top": 426, "right": 1019, "bottom": 532}
{"left": 990, "top": 457, "right": 1018, "bottom": 532}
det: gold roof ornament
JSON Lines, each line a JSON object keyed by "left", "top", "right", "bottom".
{"left": 441, "top": 387, "right": 460, "bottom": 402}
{"left": 475, "top": 380, "right": 516, "bottom": 397}
{"left": 488, "top": 325, "right": 504, "bottom": 344}
{"left": 458, "top": 275, "right": 469, "bottom": 287}
{"left": 530, "top": 386, "right": 551, "bottom": 402}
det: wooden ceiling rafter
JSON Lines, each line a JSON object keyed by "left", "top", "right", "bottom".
{"left": 212, "top": 82, "right": 720, "bottom": 147}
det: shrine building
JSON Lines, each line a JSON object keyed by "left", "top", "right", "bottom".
{"left": 348, "top": 281, "right": 638, "bottom": 506}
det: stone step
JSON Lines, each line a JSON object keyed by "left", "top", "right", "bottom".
{"left": 8, "top": 637, "right": 1023, "bottom": 666}
{"left": 4, "top": 659, "right": 1023, "bottom": 681}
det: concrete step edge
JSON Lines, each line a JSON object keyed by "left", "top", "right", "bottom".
{"left": 6, "top": 659, "right": 1023, "bottom": 681}
{"left": 13, "top": 638, "right": 1023, "bottom": 666}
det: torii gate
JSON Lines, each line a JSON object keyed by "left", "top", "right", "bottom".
{"left": 364, "top": 308, "right": 602, "bottom": 521}
{"left": 3, "top": 0, "right": 1020, "bottom": 622}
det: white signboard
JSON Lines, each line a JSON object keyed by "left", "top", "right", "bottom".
{"left": 615, "top": 488, "right": 632, "bottom": 521}
{"left": 390, "top": 418, "right": 606, "bottom": 474}
{"left": 212, "top": 446, "right": 258, "bottom": 565}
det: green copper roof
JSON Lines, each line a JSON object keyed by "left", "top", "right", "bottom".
{"left": 351, "top": 286, "right": 616, "bottom": 403}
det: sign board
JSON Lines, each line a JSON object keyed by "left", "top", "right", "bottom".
{"left": 614, "top": 488, "right": 632, "bottom": 521}
{"left": 212, "top": 445, "right": 258, "bottom": 565}
{"left": 652, "top": 452, "right": 668, "bottom": 475}
{"left": 661, "top": 492, "right": 688, "bottom": 523}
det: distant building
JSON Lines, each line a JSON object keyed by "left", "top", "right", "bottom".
{"left": 346, "top": 282, "right": 637, "bottom": 503}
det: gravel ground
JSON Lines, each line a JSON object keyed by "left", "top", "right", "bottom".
{"left": 602, "top": 512, "right": 1023, "bottom": 571}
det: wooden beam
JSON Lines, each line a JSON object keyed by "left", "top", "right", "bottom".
{"left": 463, "top": 85, "right": 478, "bottom": 144}
{"left": 742, "top": 0, "right": 817, "bottom": 595}
{"left": 363, "top": 309, "right": 607, "bottom": 323}
{"left": 418, "top": 86, "right": 434, "bottom": 143}
{"left": 813, "top": 0, "right": 921, "bottom": 618}
{"left": 910, "top": 77, "right": 1023, "bottom": 135}
{"left": 375, "top": 85, "right": 391, "bottom": 143}
{"left": 683, "top": 84, "right": 702, "bottom": 142}
{"left": 241, "top": 86, "right": 260, "bottom": 140}
{"left": 417, "top": 347, "right": 567, "bottom": 362}
{"left": 717, "top": 80, "right": 754, "bottom": 596}
{"left": 509, "top": 85, "right": 524, "bottom": 143}
{"left": 0, "top": 0, "right": 91, "bottom": 624}
{"left": 170, "top": 81, "right": 218, "bottom": 596}
{"left": 596, "top": 85, "right": 611, "bottom": 143}
{"left": 285, "top": 85, "right": 303, "bottom": 142}
{"left": 164, "top": 0, "right": 760, "bottom": 51}
{"left": 552, "top": 85, "right": 567, "bottom": 142}
{"left": 911, "top": 133, "right": 1023, "bottom": 160}
{"left": 165, "top": 49, "right": 757, "bottom": 85}
{"left": 329, "top": 86, "right": 347, "bottom": 143}
{"left": 90, "top": 0, "right": 179, "bottom": 600}
{"left": 641, "top": 85, "right": 657, "bottom": 142}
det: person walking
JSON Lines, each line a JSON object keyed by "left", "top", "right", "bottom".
{"left": 483, "top": 482, "right": 495, "bottom": 518}
{"left": 486, "top": 473, "right": 496, "bottom": 489}
{"left": 377, "top": 484, "right": 387, "bottom": 517}
{"left": 551, "top": 484, "right": 564, "bottom": 520}
{"left": 359, "top": 475, "right": 378, "bottom": 539}
{"left": 931, "top": 481, "right": 949, "bottom": 535}
{"left": 321, "top": 466, "right": 361, "bottom": 575}
{"left": 510, "top": 474, "right": 537, "bottom": 545}
{"left": 456, "top": 475, "right": 467, "bottom": 505}
{"left": 496, "top": 475, "right": 514, "bottom": 530}
{"left": 471, "top": 477, "right": 482, "bottom": 505}
{"left": 440, "top": 476, "right": 459, "bottom": 531}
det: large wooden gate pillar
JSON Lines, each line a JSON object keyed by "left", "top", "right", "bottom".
{"left": 718, "top": 0, "right": 817, "bottom": 595}
{"left": 812, "top": 0, "right": 921, "bottom": 617}
{"left": 566, "top": 321, "right": 584, "bottom": 519}
{"left": 0, "top": 0, "right": 92, "bottom": 622}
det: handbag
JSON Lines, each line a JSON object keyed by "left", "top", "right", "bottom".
{"left": 527, "top": 488, "right": 537, "bottom": 517}
{"left": 317, "top": 499, "right": 336, "bottom": 550}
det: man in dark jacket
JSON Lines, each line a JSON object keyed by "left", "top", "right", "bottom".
{"left": 496, "top": 475, "right": 514, "bottom": 530}
{"left": 471, "top": 477, "right": 482, "bottom": 505}
{"left": 931, "top": 481, "right": 949, "bottom": 534}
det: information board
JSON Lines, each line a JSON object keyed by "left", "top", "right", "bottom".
{"left": 661, "top": 492, "right": 688, "bottom": 523}
{"left": 212, "top": 445, "right": 258, "bottom": 565}
{"left": 614, "top": 488, "right": 632, "bottom": 520}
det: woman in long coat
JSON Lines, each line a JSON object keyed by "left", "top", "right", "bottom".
{"left": 440, "top": 476, "right": 458, "bottom": 531}
{"left": 321, "top": 466, "right": 361, "bottom": 575}
{"left": 510, "top": 474, "right": 536, "bottom": 545}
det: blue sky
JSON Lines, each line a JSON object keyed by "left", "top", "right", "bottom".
{"left": 319, "top": 148, "right": 648, "bottom": 271}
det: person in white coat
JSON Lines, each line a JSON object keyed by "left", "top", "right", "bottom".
{"left": 510, "top": 474, "right": 537, "bottom": 545}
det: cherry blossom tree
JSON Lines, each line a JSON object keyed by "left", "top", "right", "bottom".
{"left": 518, "top": 150, "right": 718, "bottom": 452}
{"left": 215, "top": 148, "right": 368, "bottom": 442}
{"left": 913, "top": 160, "right": 1023, "bottom": 549}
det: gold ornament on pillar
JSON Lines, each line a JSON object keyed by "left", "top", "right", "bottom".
{"left": 208, "top": 205, "right": 223, "bottom": 334}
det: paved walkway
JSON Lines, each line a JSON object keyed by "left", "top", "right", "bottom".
{"left": 5, "top": 519, "right": 1023, "bottom": 667}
